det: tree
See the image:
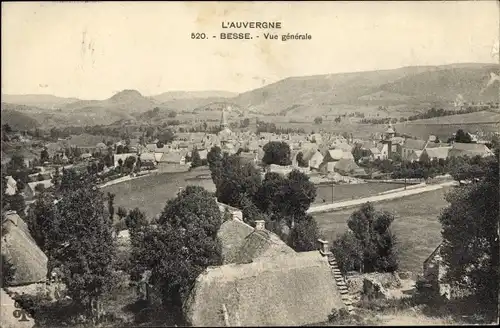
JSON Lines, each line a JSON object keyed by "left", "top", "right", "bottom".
{"left": 288, "top": 214, "right": 321, "bottom": 252}
{"left": 215, "top": 153, "right": 262, "bottom": 211}
{"left": 132, "top": 186, "right": 223, "bottom": 306}
{"left": 278, "top": 170, "right": 317, "bottom": 228}
{"left": 352, "top": 144, "right": 365, "bottom": 163}
{"left": 1, "top": 171, "right": 8, "bottom": 209}
{"left": 52, "top": 167, "right": 61, "bottom": 191}
{"left": 262, "top": 141, "right": 292, "bottom": 166}
{"left": 117, "top": 158, "right": 124, "bottom": 173}
{"left": 255, "top": 172, "right": 287, "bottom": 215}
{"left": 439, "top": 151, "right": 498, "bottom": 317}
{"left": 335, "top": 116, "right": 341, "bottom": 123}
{"left": 125, "top": 208, "right": 148, "bottom": 231}
{"left": 40, "top": 148, "right": 50, "bottom": 163}
{"left": 314, "top": 117, "right": 323, "bottom": 124}
{"left": 7, "top": 154, "right": 27, "bottom": 172}
{"left": 167, "top": 111, "right": 177, "bottom": 118}
{"left": 3, "top": 123, "right": 12, "bottom": 133}
{"left": 1, "top": 254, "right": 15, "bottom": 287}
{"left": 190, "top": 148, "right": 202, "bottom": 168}
{"left": 25, "top": 189, "right": 56, "bottom": 253}
{"left": 124, "top": 156, "right": 136, "bottom": 173}
{"left": 107, "top": 192, "right": 115, "bottom": 223}
{"left": 331, "top": 231, "right": 363, "bottom": 274}
{"left": 117, "top": 206, "right": 127, "bottom": 220}
{"left": 334, "top": 203, "right": 399, "bottom": 273}
{"left": 296, "top": 152, "right": 308, "bottom": 167}
{"left": 51, "top": 176, "right": 115, "bottom": 319}
{"left": 116, "top": 145, "right": 125, "bottom": 154}
{"left": 8, "top": 191, "right": 26, "bottom": 218}
{"left": 207, "top": 146, "right": 223, "bottom": 185}
{"left": 455, "top": 129, "right": 473, "bottom": 143}
{"left": 158, "top": 129, "right": 175, "bottom": 144}
{"left": 240, "top": 118, "right": 250, "bottom": 128}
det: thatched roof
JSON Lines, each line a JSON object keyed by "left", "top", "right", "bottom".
{"left": 184, "top": 251, "right": 345, "bottom": 327}
{"left": 217, "top": 219, "right": 294, "bottom": 265}
{"left": 1, "top": 211, "right": 48, "bottom": 286}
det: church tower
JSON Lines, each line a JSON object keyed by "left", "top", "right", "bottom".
{"left": 220, "top": 105, "right": 229, "bottom": 130}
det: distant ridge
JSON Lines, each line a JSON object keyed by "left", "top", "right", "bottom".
{"left": 2, "top": 63, "right": 499, "bottom": 127}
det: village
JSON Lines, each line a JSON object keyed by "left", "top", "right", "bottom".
{"left": 2, "top": 2, "right": 499, "bottom": 327}
{"left": 2, "top": 102, "right": 499, "bottom": 327}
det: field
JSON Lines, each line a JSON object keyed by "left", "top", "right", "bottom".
{"left": 102, "top": 167, "right": 215, "bottom": 219}
{"left": 314, "top": 187, "right": 452, "bottom": 276}
{"left": 314, "top": 182, "right": 403, "bottom": 204}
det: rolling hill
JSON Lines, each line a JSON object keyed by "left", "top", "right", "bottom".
{"left": 1, "top": 108, "right": 40, "bottom": 130}
{"left": 151, "top": 90, "right": 237, "bottom": 103}
{"left": 232, "top": 63, "right": 499, "bottom": 116}
{"left": 2, "top": 63, "right": 498, "bottom": 127}
{"left": 1, "top": 94, "right": 80, "bottom": 109}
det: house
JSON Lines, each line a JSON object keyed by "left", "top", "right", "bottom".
{"left": 369, "top": 147, "right": 382, "bottom": 160}
{"left": 5, "top": 175, "right": 17, "bottom": 196}
{"left": 421, "top": 147, "right": 451, "bottom": 161}
{"left": 138, "top": 152, "right": 156, "bottom": 164}
{"left": 407, "top": 150, "right": 422, "bottom": 162}
{"left": 25, "top": 180, "right": 54, "bottom": 199}
{"left": 158, "top": 152, "right": 186, "bottom": 165}
{"left": 308, "top": 151, "right": 324, "bottom": 170}
{"left": 401, "top": 139, "right": 427, "bottom": 161}
{"left": 1, "top": 211, "right": 48, "bottom": 286}
{"left": 448, "top": 143, "right": 493, "bottom": 158}
{"left": 333, "top": 158, "right": 366, "bottom": 176}
{"left": 184, "top": 218, "right": 346, "bottom": 327}
{"left": 157, "top": 152, "right": 189, "bottom": 173}
{"left": 198, "top": 149, "right": 208, "bottom": 161}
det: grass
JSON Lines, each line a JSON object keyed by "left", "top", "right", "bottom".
{"left": 314, "top": 182, "right": 403, "bottom": 204}
{"left": 102, "top": 167, "right": 215, "bottom": 219}
{"left": 314, "top": 187, "right": 452, "bottom": 276}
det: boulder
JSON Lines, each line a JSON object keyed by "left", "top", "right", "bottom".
{"left": 362, "top": 277, "right": 391, "bottom": 300}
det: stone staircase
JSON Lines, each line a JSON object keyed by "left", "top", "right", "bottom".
{"left": 327, "top": 254, "right": 355, "bottom": 314}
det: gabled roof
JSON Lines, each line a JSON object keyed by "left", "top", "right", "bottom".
{"left": 424, "top": 147, "right": 451, "bottom": 159}
{"left": 217, "top": 218, "right": 294, "bottom": 265}
{"left": 184, "top": 251, "right": 345, "bottom": 327}
{"left": 159, "top": 152, "right": 184, "bottom": 163}
{"left": 139, "top": 152, "right": 156, "bottom": 162}
{"left": 403, "top": 139, "right": 427, "bottom": 150}
{"left": 326, "top": 149, "right": 343, "bottom": 161}
{"left": 27, "top": 180, "right": 54, "bottom": 193}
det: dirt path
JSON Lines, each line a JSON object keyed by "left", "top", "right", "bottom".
{"left": 307, "top": 181, "right": 458, "bottom": 214}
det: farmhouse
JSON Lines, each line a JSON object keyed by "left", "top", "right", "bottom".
{"left": 421, "top": 147, "right": 451, "bottom": 161}
{"left": 185, "top": 219, "right": 345, "bottom": 327}
{"left": 25, "top": 180, "right": 54, "bottom": 199}
{"left": 448, "top": 143, "right": 493, "bottom": 158}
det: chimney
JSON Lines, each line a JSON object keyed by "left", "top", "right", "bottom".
{"left": 317, "top": 239, "right": 332, "bottom": 256}
{"left": 255, "top": 220, "right": 265, "bottom": 231}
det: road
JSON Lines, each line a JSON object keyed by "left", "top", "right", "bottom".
{"left": 307, "top": 180, "right": 458, "bottom": 214}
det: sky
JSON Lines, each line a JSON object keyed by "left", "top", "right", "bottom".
{"left": 2, "top": 1, "right": 499, "bottom": 100}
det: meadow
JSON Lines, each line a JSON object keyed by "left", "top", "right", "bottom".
{"left": 102, "top": 167, "right": 216, "bottom": 219}
{"left": 314, "top": 187, "right": 452, "bottom": 276}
